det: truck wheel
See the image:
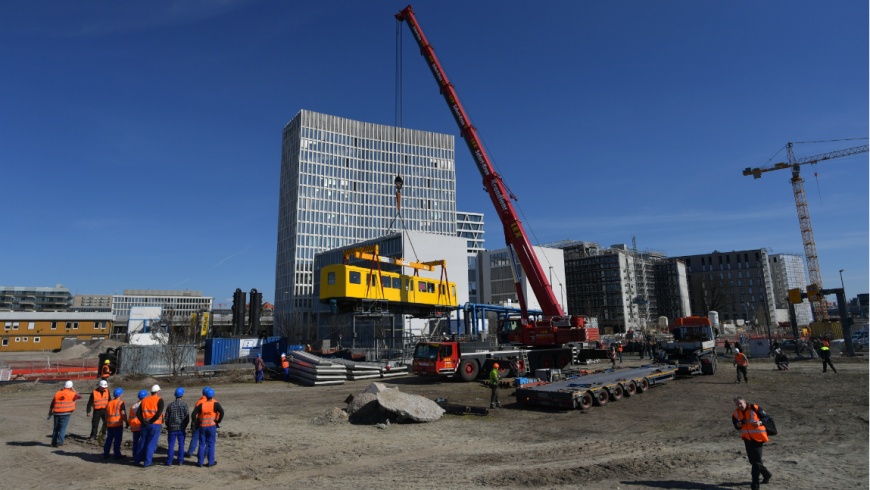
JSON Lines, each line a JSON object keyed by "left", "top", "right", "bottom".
{"left": 624, "top": 380, "right": 637, "bottom": 397}
{"left": 701, "top": 356, "right": 717, "bottom": 375}
{"left": 458, "top": 359, "right": 479, "bottom": 382}
{"left": 609, "top": 385, "right": 624, "bottom": 401}
{"left": 637, "top": 377, "right": 650, "bottom": 393}
{"left": 576, "top": 392, "right": 593, "bottom": 410}
{"left": 593, "top": 389, "right": 609, "bottom": 406}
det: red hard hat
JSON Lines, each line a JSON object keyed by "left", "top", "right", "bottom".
{"left": 493, "top": 362, "right": 500, "bottom": 368}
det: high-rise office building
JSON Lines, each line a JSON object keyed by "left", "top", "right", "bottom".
{"left": 768, "top": 253, "right": 813, "bottom": 326}
{"left": 275, "top": 110, "right": 457, "bottom": 337}
{"left": 457, "top": 211, "right": 485, "bottom": 303}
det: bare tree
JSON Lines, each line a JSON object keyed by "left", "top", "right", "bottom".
{"left": 150, "top": 309, "right": 197, "bottom": 377}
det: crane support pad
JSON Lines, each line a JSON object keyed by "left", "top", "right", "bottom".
{"left": 514, "top": 364, "right": 678, "bottom": 410}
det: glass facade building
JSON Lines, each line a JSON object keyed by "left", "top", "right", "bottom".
{"left": 275, "top": 110, "right": 457, "bottom": 336}
{"left": 457, "top": 211, "right": 485, "bottom": 303}
{"left": 768, "top": 253, "right": 813, "bottom": 326}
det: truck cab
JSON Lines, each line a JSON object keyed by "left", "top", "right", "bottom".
{"left": 663, "top": 316, "right": 718, "bottom": 375}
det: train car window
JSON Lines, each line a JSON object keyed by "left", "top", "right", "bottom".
{"left": 392, "top": 278, "right": 401, "bottom": 289}
{"left": 381, "top": 276, "right": 390, "bottom": 288}
{"left": 427, "top": 283, "right": 435, "bottom": 293}
{"left": 405, "top": 279, "right": 412, "bottom": 291}
{"left": 349, "top": 271, "right": 361, "bottom": 284}
{"left": 418, "top": 281, "right": 427, "bottom": 293}
{"left": 327, "top": 272, "right": 336, "bottom": 285}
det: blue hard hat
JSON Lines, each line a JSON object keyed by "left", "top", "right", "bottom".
{"left": 204, "top": 387, "right": 215, "bottom": 399}
{"left": 202, "top": 386, "right": 211, "bottom": 396}
{"left": 113, "top": 388, "right": 124, "bottom": 398}
{"left": 175, "top": 387, "right": 185, "bottom": 398}
{"left": 138, "top": 389, "right": 148, "bottom": 400}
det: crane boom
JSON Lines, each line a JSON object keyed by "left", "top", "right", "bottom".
{"left": 396, "top": 5, "right": 564, "bottom": 319}
{"left": 743, "top": 142, "right": 868, "bottom": 320}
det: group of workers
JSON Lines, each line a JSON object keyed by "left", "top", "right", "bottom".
{"left": 48, "top": 375, "right": 225, "bottom": 468}
{"left": 253, "top": 352, "right": 292, "bottom": 383}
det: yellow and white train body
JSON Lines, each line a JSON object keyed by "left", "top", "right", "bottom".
{"left": 319, "top": 264, "right": 458, "bottom": 311}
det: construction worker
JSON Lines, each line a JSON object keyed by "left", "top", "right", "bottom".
{"left": 732, "top": 396, "right": 773, "bottom": 490}
{"left": 192, "top": 387, "right": 225, "bottom": 467}
{"left": 185, "top": 386, "right": 211, "bottom": 458}
{"left": 281, "top": 353, "right": 291, "bottom": 381}
{"left": 86, "top": 379, "right": 111, "bottom": 441}
{"left": 48, "top": 380, "right": 80, "bottom": 447}
{"left": 616, "top": 342, "right": 623, "bottom": 363}
{"left": 489, "top": 363, "right": 501, "bottom": 409}
{"left": 129, "top": 390, "right": 147, "bottom": 462}
{"left": 100, "top": 359, "right": 112, "bottom": 380}
{"left": 820, "top": 337, "right": 838, "bottom": 373}
{"left": 103, "top": 388, "right": 127, "bottom": 460}
{"left": 734, "top": 348, "right": 749, "bottom": 384}
{"left": 135, "top": 384, "right": 165, "bottom": 468}
{"left": 164, "top": 387, "right": 190, "bottom": 466}
{"left": 254, "top": 353, "right": 266, "bottom": 383}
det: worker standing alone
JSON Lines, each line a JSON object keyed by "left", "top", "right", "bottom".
{"left": 734, "top": 348, "right": 749, "bottom": 384}
{"left": 192, "top": 387, "right": 225, "bottom": 467}
{"left": 489, "top": 363, "right": 501, "bottom": 409}
{"left": 820, "top": 337, "right": 838, "bottom": 373}
{"left": 254, "top": 353, "right": 266, "bottom": 383}
{"left": 102, "top": 388, "right": 127, "bottom": 460}
{"left": 281, "top": 353, "right": 291, "bottom": 382}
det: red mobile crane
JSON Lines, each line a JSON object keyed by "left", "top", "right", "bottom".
{"left": 396, "top": 5, "right": 597, "bottom": 347}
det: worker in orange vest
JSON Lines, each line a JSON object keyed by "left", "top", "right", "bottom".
{"left": 48, "top": 380, "right": 81, "bottom": 447}
{"left": 86, "top": 379, "right": 111, "bottom": 441}
{"left": 616, "top": 342, "right": 623, "bottom": 363}
{"left": 732, "top": 396, "right": 773, "bottom": 489}
{"left": 128, "top": 390, "right": 147, "bottom": 462}
{"left": 192, "top": 387, "right": 225, "bottom": 467}
{"left": 281, "top": 353, "right": 291, "bottom": 381}
{"left": 185, "top": 386, "right": 214, "bottom": 458}
{"left": 135, "top": 384, "right": 165, "bottom": 468}
{"left": 100, "top": 359, "right": 112, "bottom": 380}
{"left": 102, "top": 388, "right": 127, "bottom": 460}
{"left": 734, "top": 348, "right": 749, "bottom": 384}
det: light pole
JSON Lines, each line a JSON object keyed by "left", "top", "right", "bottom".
{"left": 839, "top": 269, "right": 847, "bottom": 316}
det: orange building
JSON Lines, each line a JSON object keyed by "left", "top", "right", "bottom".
{"left": 0, "top": 312, "right": 113, "bottom": 352}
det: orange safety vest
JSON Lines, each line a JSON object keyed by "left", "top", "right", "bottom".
{"left": 735, "top": 353, "right": 748, "bottom": 366}
{"left": 198, "top": 400, "right": 217, "bottom": 427}
{"left": 139, "top": 394, "right": 163, "bottom": 425}
{"left": 105, "top": 399, "right": 125, "bottom": 428}
{"left": 617, "top": 345, "right": 623, "bottom": 353}
{"left": 128, "top": 402, "right": 142, "bottom": 432}
{"left": 733, "top": 405, "right": 769, "bottom": 443}
{"left": 52, "top": 388, "right": 77, "bottom": 414}
{"left": 100, "top": 364, "right": 111, "bottom": 379}
{"left": 282, "top": 358, "right": 290, "bottom": 369}
{"left": 92, "top": 389, "right": 109, "bottom": 410}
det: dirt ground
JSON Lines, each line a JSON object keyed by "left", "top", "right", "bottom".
{"left": 1, "top": 354, "right": 867, "bottom": 490}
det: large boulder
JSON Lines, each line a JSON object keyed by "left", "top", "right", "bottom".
{"left": 376, "top": 388, "right": 445, "bottom": 423}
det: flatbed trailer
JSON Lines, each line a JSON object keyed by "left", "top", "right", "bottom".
{"left": 514, "top": 364, "right": 679, "bottom": 410}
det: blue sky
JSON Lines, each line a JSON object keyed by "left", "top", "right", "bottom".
{"left": 2, "top": 1, "right": 867, "bottom": 306}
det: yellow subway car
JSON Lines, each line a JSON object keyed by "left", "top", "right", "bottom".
{"left": 319, "top": 264, "right": 458, "bottom": 309}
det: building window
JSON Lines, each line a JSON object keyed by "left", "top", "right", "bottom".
{"left": 1, "top": 338, "right": 7, "bottom": 346}
{"left": 12, "top": 323, "right": 19, "bottom": 330}
{"left": 34, "top": 337, "right": 40, "bottom": 343}
{"left": 28, "top": 322, "right": 35, "bottom": 330}
{"left": 14, "top": 337, "right": 20, "bottom": 343}
{"left": 66, "top": 322, "right": 72, "bottom": 329}
{"left": 22, "top": 337, "right": 28, "bottom": 342}
{"left": 51, "top": 322, "right": 57, "bottom": 330}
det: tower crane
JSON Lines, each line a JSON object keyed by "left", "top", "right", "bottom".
{"left": 743, "top": 142, "right": 868, "bottom": 320}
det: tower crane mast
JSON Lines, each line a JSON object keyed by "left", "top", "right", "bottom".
{"left": 743, "top": 143, "right": 868, "bottom": 320}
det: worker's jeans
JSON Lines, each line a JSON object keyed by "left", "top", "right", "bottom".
{"left": 139, "top": 423, "right": 162, "bottom": 467}
{"left": 166, "top": 430, "right": 186, "bottom": 465}
{"left": 51, "top": 414, "right": 71, "bottom": 446}
{"left": 187, "top": 427, "right": 201, "bottom": 455}
{"left": 89, "top": 409, "right": 106, "bottom": 438}
{"left": 255, "top": 370, "right": 264, "bottom": 383}
{"left": 131, "top": 430, "right": 142, "bottom": 461}
{"left": 198, "top": 425, "right": 218, "bottom": 466}
{"left": 736, "top": 365, "right": 748, "bottom": 383}
{"left": 283, "top": 368, "right": 290, "bottom": 381}
{"left": 743, "top": 439, "right": 771, "bottom": 488}
{"left": 103, "top": 426, "right": 123, "bottom": 458}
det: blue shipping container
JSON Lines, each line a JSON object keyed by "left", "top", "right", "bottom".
{"left": 205, "top": 338, "right": 241, "bottom": 365}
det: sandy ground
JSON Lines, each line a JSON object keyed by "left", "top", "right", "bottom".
{"left": 1, "top": 354, "right": 867, "bottom": 490}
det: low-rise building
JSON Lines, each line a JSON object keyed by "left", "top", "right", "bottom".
{"left": 0, "top": 312, "right": 113, "bottom": 352}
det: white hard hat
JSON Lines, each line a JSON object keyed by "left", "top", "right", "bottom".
{"left": 151, "top": 384, "right": 161, "bottom": 393}
{"left": 734, "top": 348, "right": 739, "bottom": 353}
{"left": 281, "top": 353, "right": 286, "bottom": 357}
{"left": 98, "top": 380, "right": 108, "bottom": 388}
{"left": 64, "top": 381, "right": 74, "bottom": 389}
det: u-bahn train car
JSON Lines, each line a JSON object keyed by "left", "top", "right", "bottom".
{"left": 319, "top": 264, "right": 458, "bottom": 309}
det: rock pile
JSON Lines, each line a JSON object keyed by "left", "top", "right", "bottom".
{"left": 343, "top": 382, "right": 444, "bottom": 426}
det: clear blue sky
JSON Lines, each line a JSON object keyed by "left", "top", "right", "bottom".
{"left": 2, "top": 1, "right": 867, "bottom": 306}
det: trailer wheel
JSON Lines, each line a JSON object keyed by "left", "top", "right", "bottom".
{"left": 624, "top": 380, "right": 637, "bottom": 397}
{"left": 609, "top": 384, "right": 624, "bottom": 401}
{"left": 593, "top": 389, "right": 609, "bottom": 406}
{"left": 576, "top": 392, "right": 594, "bottom": 410}
{"left": 701, "top": 355, "right": 717, "bottom": 375}
{"left": 637, "top": 377, "right": 650, "bottom": 393}
{"left": 458, "top": 359, "right": 479, "bottom": 382}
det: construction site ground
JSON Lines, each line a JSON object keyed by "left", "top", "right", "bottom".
{"left": 0, "top": 353, "right": 867, "bottom": 489}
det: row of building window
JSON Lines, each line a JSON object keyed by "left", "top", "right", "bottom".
{"left": 2, "top": 337, "right": 40, "bottom": 345}
{"left": 3, "top": 321, "right": 108, "bottom": 330}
